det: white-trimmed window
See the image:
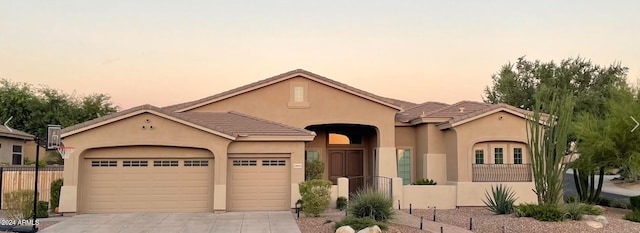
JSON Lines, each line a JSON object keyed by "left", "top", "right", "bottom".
{"left": 396, "top": 148, "right": 411, "bottom": 185}
{"left": 494, "top": 148, "right": 504, "bottom": 164}
{"left": 12, "top": 145, "right": 22, "bottom": 165}
{"left": 513, "top": 148, "right": 523, "bottom": 164}
{"left": 474, "top": 150, "right": 484, "bottom": 164}
{"left": 288, "top": 82, "right": 309, "bottom": 107}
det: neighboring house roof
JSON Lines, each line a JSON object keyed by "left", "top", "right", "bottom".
{"left": 164, "top": 69, "right": 403, "bottom": 112}
{"left": 0, "top": 126, "right": 34, "bottom": 140}
{"left": 61, "top": 104, "right": 315, "bottom": 140}
{"left": 396, "top": 101, "right": 450, "bottom": 122}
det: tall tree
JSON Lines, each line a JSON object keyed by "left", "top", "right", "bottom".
{"left": 0, "top": 79, "right": 118, "bottom": 137}
{"left": 484, "top": 56, "right": 628, "bottom": 116}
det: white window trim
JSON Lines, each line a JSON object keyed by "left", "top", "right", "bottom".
{"left": 12, "top": 144, "right": 23, "bottom": 165}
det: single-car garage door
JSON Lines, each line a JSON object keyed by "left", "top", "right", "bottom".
{"left": 227, "top": 157, "right": 290, "bottom": 211}
{"left": 83, "top": 158, "right": 213, "bottom": 213}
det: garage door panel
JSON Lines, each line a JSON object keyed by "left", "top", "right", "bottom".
{"left": 228, "top": 158, "right": 290, "bottom": 211}
{"left": 84, "top": 157, "right": 214, "bottom": 213}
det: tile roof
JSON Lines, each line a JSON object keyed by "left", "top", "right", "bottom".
{"left": 395, "top": 101, "right": 450, "bottom": 122}
{"left": 61, "top": 104, "right": 314, "bottom": 138}
{"left": 0, "top": 126, "right": 34, "bottom": 140}
{"left": 177, "top": 112, "right": 315, "bottom": 136}
{"left": 163, "top": 69, "right": 402, "bottom": 112}
{"left": 425, "top": 101, "right": 491, "bottom": 118}
{"left": 381, "top": 97, "right": 418, "bottom": 110}
{"left": 396, "top": 100, "right": 542, "bottom": 126}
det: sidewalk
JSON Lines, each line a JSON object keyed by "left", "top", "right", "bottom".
{"left": 393, "top": 211, "right": 472, "bottom": 233}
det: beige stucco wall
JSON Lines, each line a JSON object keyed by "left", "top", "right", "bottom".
{"left": 454, "top": 182, "right": 537, "bottom": 206}
{"left": 189, "top": 76, "right": 398, "bottom": 147}
{"left": 450, "top": 111, "right": 529, "bottom": 182}
{"left": 227, "top": 141, "right": 305, "bottom": 209}
{"left": 402, "top": 185, "right": 457, "bottom": 209}
{"left": 23, "top": 140, "right": 46, "bottom": 164}
{"left": 188, "top": 76, "right": 399, "bottom": 178}
{"left": 0, "top": 137, "right": 27, "bottom": 165}
{"left": 60, "top": 112, "right": 233, "bottom": 213}
{"left": 444, "top": 129, "right": 458, "bottom": 181}
{"left": 424, "top": 154, "right": 447, "bottom": 184}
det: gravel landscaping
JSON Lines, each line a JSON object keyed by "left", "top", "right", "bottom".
{"left": 295, "top": 207, "right": 640, "bottom": 233}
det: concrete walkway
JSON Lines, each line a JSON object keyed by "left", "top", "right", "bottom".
{"left": 39, "top": 211, "right": 301, "bottom": 233}
{"left": 393, "top": 211, "right": 472, "bottom": 233}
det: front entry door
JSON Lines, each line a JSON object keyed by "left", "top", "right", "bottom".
{"left": 328, "top": 150, "right": 364, "bottom": 193}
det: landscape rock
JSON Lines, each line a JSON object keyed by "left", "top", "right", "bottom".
{"left": 584, "top": 221, "right": 604, "bottom": 229}
{"left": 356, "top": 225, "right": 382, "bottom": 233}
{"left": 594, "top": 215, "right": 608, "bottom": 226}
{"left": 335, "top": 225, "right": 355, "bottom": 233}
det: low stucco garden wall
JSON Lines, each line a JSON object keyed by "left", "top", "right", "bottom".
{"left": 402, "top": 185, "right": 457, "bottom": 209}
{"left": 454, "top": 182, "right": 537, "bottom": 206}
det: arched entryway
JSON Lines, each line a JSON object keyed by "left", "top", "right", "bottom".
{"left": 304, "top": 124, "right": 378, "bottom": 193}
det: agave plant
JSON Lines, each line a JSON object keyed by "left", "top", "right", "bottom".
{"left": 483, "top": 184, "right": 518, "bottom": 214}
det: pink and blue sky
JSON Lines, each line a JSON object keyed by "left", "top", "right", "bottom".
{"left": 2, "top": 1, "right": 639, "bottom": 109}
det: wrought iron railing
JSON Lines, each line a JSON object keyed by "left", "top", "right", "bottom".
{"left": 348, "top": 176, "right": 393, "bottom": 198}
{"left": 472, "top": 164, "right": 532, "bottom": 182}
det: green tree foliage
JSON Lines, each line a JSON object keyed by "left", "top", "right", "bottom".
{"left": 0, "top": 79, "right": 118, "bottom": 137}
{"left": 484, "top": 56, "right": 628, "bottom": 116}
{"left": 304, "top": 160, "right": 324, "bottom": 180}
{"left": 527, "top": 85, "right": 575, "bottom": 205}
{"left": 298, "top": 179, "right": 332, "bottom": 217}
{"left": 574, "top": 86, "right": 640, "bottom": 191}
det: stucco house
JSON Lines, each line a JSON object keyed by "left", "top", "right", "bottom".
{"left": 59, "top": 69, "right": 539, "bottom": 214}
{"left": 0, "top": 126, "right": 34, "bottom": 165}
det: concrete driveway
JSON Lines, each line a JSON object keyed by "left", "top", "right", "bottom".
{"left": 39, "top": 211, "right": 301, "bottom": 233}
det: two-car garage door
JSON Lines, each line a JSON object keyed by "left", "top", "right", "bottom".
{"left": 83, "top": 158, "right": 213, "bottom": 213}
{"left": 82, "top": 149, "right": 292, "bottom": 213}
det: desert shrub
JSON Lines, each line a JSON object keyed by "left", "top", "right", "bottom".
{"left": 334, "top": 216, "right": 387, "bottom": 231}
{"left": 597, "top": 197, "right": 611, "bottom": 207}
{"left": 4, "top": 190, "right": 36, "bottom": 220}
{"left": 624, "top": 211, "right": 640, "bottom": 223}
{"left": 630, "top": 195, "right": 640, "bottom": 211}
{"left": 347, "top": 188, "right": 395, "bottom": 222}
{"left": 515, "top": 204, "right": 565, "bottom": 222}
{"left": 24, "top": 160, "right": 47, "bottom": 167}
{"left": 482, "top": 184, "right": 517, "bottom": 214}
{"left": 50, "top": 179, "right": 63, "bottom": 209}
{"left": 298, "top": 179, "right": 332, "bottom": 217}
{"left": 304, "top": 160, "right": 324, "bottom": 181}
{"left": 610, "top": 199, "right": 631, "bottom": 209}
{"left": 336, "top": 196, "right": 348, "bottom": 211}
{"left": 413, "top": 178, "right": 437, "bottom": 185}
{"left": 37, "top": 201, "right": 49, "bottom": 218}
{"left": 564, "top": 195, "right": 579, "bottom": 204}
{"left": 562, "top": 200, "right": 603, "bottom": 220}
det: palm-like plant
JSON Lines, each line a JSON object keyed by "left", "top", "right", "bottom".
{"left": 483, "top": 184, "right": 518, "bottom": 214}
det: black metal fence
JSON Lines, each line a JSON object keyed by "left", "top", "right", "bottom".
{"left": 348, "top": 176, "right": 393, "bottom": 198}
{"left": 472, "top": 164, "right": 532, "bottom": 182}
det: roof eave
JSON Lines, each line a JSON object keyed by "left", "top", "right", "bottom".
{"left": 234, "top": 135, "right": 316, "bottom": 142}
{"left": 175, "top": 71, "right": 402, "bottom": 112}
{"left": 0, "top": 132, "right": 34, "bottom": 140}
{"left": 61, "top": 109, "right": 237, "bottom": 140}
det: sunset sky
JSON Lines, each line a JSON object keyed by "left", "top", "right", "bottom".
{"left": 2, "top": 1, "right": 639, "bottom": 109}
